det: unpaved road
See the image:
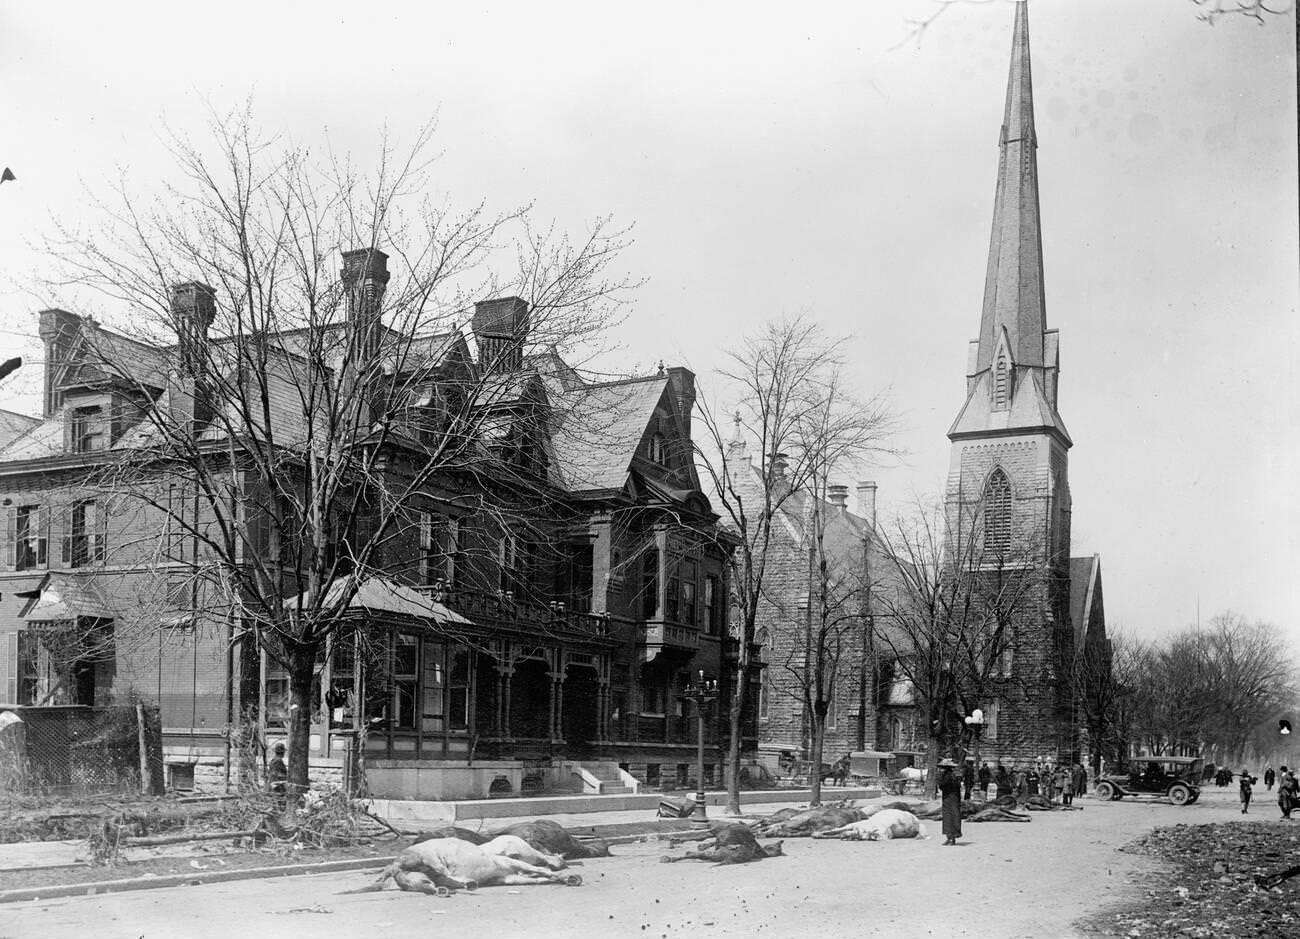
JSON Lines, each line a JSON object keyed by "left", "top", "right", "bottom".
{"left": 0, "top": 787, "right": 1269, "bottom": 939}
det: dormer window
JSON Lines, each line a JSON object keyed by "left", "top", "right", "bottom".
{"left": 648, "top": 433, "right": 667, "bottom": 465}
{"left": 71, "top": 406, "right": 106, "bottom": 452}
{"left": 993, "top": 355, "right": 1012, "bottom": 410}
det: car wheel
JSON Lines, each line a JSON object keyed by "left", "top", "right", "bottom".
{"left": 1096, "top": 781, "right": 1117, "bottom": 801}
{"left": 1168, "top": 784, "right": 1191, "bottom": 805}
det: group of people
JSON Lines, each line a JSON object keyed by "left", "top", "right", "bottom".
{"left": 1241, "top": 765, "right": 1300, "bottom": 817}
{"left": 937, "top": 757, "right": 1088, "bottom": 846}
{"left": 986, "top": 760, "right": 1088, "bottom": 806}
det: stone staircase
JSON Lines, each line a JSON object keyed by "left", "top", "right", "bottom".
{"left": 578, "top": 761, "right": 634, "bottom": 795}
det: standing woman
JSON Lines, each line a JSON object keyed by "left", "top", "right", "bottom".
{"left": 1281, "top": 766, "right": 1294, "bottom": 819}
{"left": 938, "top": 758, "right": 963, "bottom": 846}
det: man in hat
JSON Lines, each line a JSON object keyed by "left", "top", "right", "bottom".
{"left": 938, "top": 758, "right": 963, "bottom": 846}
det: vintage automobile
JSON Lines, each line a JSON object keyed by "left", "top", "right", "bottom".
{"left": 1094, "top": 755, "right": 1203, "bottom": 805}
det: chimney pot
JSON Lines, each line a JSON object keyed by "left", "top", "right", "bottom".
{"left": 473, "top": 297, "right": 530, "bottom": 371}
{"left": 828, "top": 484, "right": 849, "bottom": 510}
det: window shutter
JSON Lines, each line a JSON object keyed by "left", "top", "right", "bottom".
{"left": 5, "top": 631, "right": 16, "bottom": 705}
{"left": 447, "top": 518, "right": 459, "bottom": 584}
{"left": 418, "top": 512, "right": 431, "bottom": 584}
{"left": 36, "top": 505, "right": 49, "bottom": 567}
{"left": 3, "top": 506, "right": 14, "bottom": 570}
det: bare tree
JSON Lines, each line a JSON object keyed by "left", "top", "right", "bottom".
{"left": 871, "top": 498, "right": 1051, "bottom": 795}
{"left": 695, "top": 317, "right": 892, "bottom": 813}
{"left": 37, "top": 108, "right": 636, "bottom": 793}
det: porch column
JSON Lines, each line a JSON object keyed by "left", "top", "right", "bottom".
{"left": 490, "top": 666, "right": 504, "bottom": 736}
{"left": 549, "top": 671, "right": 566, "bottom": 743}
{"left": 501, "top": 667, "right": 515, "bottom": 741}
{"left": 597, "top": 679, "right": 611, "bottom": 744}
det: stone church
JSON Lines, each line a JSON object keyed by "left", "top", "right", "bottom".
{"left": 937, "top": 1, "right": 1109, "bottom": 766}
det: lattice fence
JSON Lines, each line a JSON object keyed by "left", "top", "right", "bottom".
{"left": 0, "top": 705, "right": 163, "bottom": 795}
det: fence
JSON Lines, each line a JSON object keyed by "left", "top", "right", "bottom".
{"left": 0, "top": 704, "right": 164, "bottom": 796}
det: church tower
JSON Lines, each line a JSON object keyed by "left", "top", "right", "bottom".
{"left": 945, "top": 1, "right": 1075, "bottom": 761}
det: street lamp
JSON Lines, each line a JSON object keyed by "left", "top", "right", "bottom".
{"left": 964, "top": 708, "right": 985, "bottom": 795}
{"left": 684, "top": 671, "right": 719, "bottom": 820}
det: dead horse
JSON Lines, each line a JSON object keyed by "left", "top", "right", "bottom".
{"left": 660, "top": 823, "right": 785, "bottom": 865}
{"left": 343, "top": 837, "right": 583, "bottom": 896}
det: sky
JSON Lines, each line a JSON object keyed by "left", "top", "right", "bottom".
{"left": 0, "top": 0, "right": 1295, "bottom": 645}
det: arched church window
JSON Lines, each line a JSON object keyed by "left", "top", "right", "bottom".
{"left": 993, "top": 355, "right": 1011, "bottom": 409}
{"left": 983, "top": 468, "right": 1012, "bottom": 554}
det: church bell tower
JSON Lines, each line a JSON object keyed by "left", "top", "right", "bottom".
{"left": 945, "top": 1, "right": 1074, "bottom": 759}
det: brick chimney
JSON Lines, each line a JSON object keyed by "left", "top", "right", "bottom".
{"left": 665, "top": 366, "right": 696, "bottom": 436}
{"left": 856, "top": 480, "right": 878, "bottom": 529}
{"left": 341, "top": 248, "right": 390, "bottom": 363}
{"left": 170, "top": 282, "right": 217, "bottom": 425}
{"left": 828, "top": 484, "right": 849, "bottom": 512}
{"left": 38, "top": 309, "right": 81, "bottom": 417}
{"left": 171, "top": 282, "right": 216, "bottom": 372}
{"left": 473, "top": 297, "right": 529, "bottom": 372}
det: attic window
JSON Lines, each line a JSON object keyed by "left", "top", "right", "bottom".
{"left": 648, "top": 433, "right": 667, "bottom": 466}
{"left": 993, "top": 356, "right": 1011, "bottom": 410}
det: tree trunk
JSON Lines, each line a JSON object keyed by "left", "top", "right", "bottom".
{"left": 725, "top": 640, "right": 751, "bottom": 816}
{"left": 925, "top": 742, "right": 940, "bottom": 800}
{"left": 287, "top": 647, "right": 316, "bottom": 798}
{"left": 809, "top": 708, "right": 825, "bottom": 807}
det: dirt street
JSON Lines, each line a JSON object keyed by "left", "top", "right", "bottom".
{"left": 0, "top": 787, "right": 1272, "bottom": 939}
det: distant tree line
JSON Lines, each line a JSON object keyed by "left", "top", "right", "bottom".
{"left": 1083, "top": 613, "right": 1298, "bottom": 769}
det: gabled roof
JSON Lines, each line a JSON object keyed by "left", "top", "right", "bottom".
{"left": 948, "top": 368, "right": 1071, "bottom": 444}
{"left": 1069, "top": 554, "right": 1104, "bottom": 647}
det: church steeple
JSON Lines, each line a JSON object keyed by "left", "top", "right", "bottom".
{"left": 976, "top": 0, "right": 1046, "bottom": 373}
{"left": 949, "top": 0, "right": 1068, "bottom": 446}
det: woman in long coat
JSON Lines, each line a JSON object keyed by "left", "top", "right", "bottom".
{"left": 938, "top": 759, "right": 963, "bottom": 846}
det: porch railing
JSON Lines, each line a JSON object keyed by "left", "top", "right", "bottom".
{"left": 415, "top": 583, "right": 612, "bottom": 639}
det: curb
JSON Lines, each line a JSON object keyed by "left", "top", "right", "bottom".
{"left": 0, "top": 856, "right": 395, "bottom": 905}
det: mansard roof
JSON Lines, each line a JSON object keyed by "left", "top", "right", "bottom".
{"left": 548, "top": 375, "right": 674, "bottom": 492}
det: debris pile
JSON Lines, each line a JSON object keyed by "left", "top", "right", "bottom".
{"left": 1084, "top": 822, "right": 1300, "bottom": 938}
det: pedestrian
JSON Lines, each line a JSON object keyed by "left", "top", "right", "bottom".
{"left": 995, "top": 764, "right": 1012, "bottom": 799}
{"left": 1279, "top": 765, "right": 1294, "bottom": 819}
{"left": 1061, "top": 764, "right": 1076, "bottom": 806}
{"left": 1043, "top": 762, "right": 1058, "bottom": 803}
{"left": 268, "top": 742, "right": 288, "bottom": 806}
{"left": 1265, "top": 766, "right": 1276, "bottom": 791}
{"left": 978, "top": 761, "right": 992, "bottom": 800}
{"left": 1072, "top": 762, "right": 1088, "bottom": 798}
{"left": 1027, "top": 764, "right": 1040, "bottom": 797}
{"left": 962, "top": 758, "right": 975, "bottom": 801}
{"left": 1239, "top": 768, "right": 1256, "bottom": 814}
{"left": 938, "top": 758, "right": 963, "bottom": 846}
{"left": 1054, "top": 765, "right": 1069, "bottom": 803}
{"left": 1015, "top": 765, "right": 1029, "bottom": 803}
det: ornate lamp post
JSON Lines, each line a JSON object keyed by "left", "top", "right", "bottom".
{"left": 684, "top": 671, "right": 719, "bottom": 820}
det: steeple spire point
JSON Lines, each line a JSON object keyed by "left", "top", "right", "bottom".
{"left": 975, "top": 0, "right": 1047, "bottom": 374}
